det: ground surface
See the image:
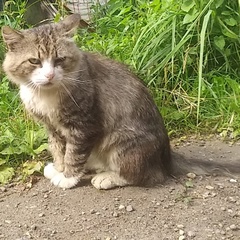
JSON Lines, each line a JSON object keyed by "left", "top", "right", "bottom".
{"left": 0, "top": 138, "right": 240, "bottom": 240}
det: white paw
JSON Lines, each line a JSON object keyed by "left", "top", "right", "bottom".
{"left": 91, "top": 172, "right": 128, "bottom": 190}
{"left": 44, "top": 163, "right": 60, "bottom": 180}
{"left": 51, "top": 173, "right": 79, "bottom": 189}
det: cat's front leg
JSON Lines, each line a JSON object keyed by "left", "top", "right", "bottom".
{"left": 50, "top": 140, "right": 89, "bottom": 189}
{"left": 44, "top": 129, "right": 66, "bottom": 180}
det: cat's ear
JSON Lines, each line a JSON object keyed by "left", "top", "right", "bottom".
{"left": 2, "top": 26, "right": 24, "bottom": 51}
{"left": 59, "top": 14, "right": 82, "bottom": 37}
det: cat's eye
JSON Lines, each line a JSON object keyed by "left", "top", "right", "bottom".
{"left": 29, "top": 58, "right": 41, "bottom": 65}
{"left": 55, "top": 57, "right": 66, "bottom": 66}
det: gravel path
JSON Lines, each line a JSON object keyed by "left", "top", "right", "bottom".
{"left": 0, "top": 138, "right": 239, "bottom": 240}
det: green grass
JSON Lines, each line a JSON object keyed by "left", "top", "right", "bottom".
{"left": 0, "top": 0, "right": 240, "bottom": 183}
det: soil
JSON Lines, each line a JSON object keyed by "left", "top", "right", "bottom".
{"left": 0, "top": 137, "right": 240, "bottom": 240}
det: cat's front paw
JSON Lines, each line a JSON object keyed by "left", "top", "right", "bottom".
{"left": 44, "top": 163, "right": 60, "bottom": 180}
{"left": 51, "top": 173, "right": 79, "bottom": 189}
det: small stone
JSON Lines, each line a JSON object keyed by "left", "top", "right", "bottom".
{"left": 229, "top": 179, "right": 237, "bottom": 183}
{"left": 179, "top": 230, "right": 185, "bottom": 235}
{"left": 38, "top": 213, "right": 45, "bottom": 217}
{"left": 221, "top": 207, "right": 226, "bottom": 211}
{"left": 4, "top": 220, "right": 11, "bottom": 224}
{"left": 177, "top": 224, "right": 184, "bottom": 229}
{"left": 229, "top": 224, "right": 237, "bottom": 230}
{"left": 0, "top": 187, "right": 7, "bottom": 192}
{"left": 106, "top": 237, "right": 111, "bottom": 240}
{"left": 227, "top": 209, "right": 233, "bottom": 214}
{"left": 30, "top": 225, "right": 37, "bottom": 230}
{"left": 205, "top": 185, "right": 214, "bottom": 190}
{"left": 186, "top": 173, "right": 196, "bottom": 179}
{"left": 187, "top": 231, "right": 196, "bottom": 237}
{"left": 203, "top": 191, "right": 210, "bottom": 198}
{"left": 90, "top": 209, "right": 96, "bottom": 214}
{"left": 112, "top": 212, "right": 119, "bottom": 217}
{"left": 179, "top": 236, "right": 185, "bottom": 240}
{"left": 228, "top": 197, "right": 236, "bottom": 203}
{"left": 118, "top": 205, "right": 125, "bottom": 210}
{"left": 126, "top": 205, "right": 134, "bottom": 212}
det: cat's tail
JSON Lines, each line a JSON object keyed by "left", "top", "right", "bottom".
{"left": 170, "top": 151, "right": 240, "bottom": 178}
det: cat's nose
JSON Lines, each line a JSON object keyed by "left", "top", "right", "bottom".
{"left": 45, "top": 72, "right": 55, "bottom": 80}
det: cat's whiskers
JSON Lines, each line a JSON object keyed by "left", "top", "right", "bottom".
{"left": 64, "top": 68, "right": 87, "bottom": 74}
{"left": 63, "top": 76, "right": 93, "bottom": 85}
{"left": 59, "top": 81, "right": 81, "bottom": 108}
{"left": 25, "top": 81, "right": 42, "bottom": 98}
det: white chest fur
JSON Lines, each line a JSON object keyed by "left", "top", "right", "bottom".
{"left": 20, "top": 85, "right": 60, "bottom": 119}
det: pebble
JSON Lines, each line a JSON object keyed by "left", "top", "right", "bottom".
{"left": 118, "top": 205, "right": 125, "bottom": 210}
{"left": 179, "top": 236, "right": 185, "bottom": 240}
{"left": 126, "top": 205, "right": 134, "bottom": 212}
{"left": 90, "top": 209, "right": 96, "bottom": 214}
{"left": 186, "top": 173, "right": 196, "bottom": 179}
{"left": 205, "top": 185, "right": 214, "bottom": 190}
{"left": 229, "top": 224, "right": 237, "bottom": 230}
{"left": 0, "top": 187, "right": 7, "bottom": 192}
{"left": 112, "top": 212, "right": 119, "bottom": 217}
{"left": 30, "top": 225, "right": 37, "bottom": 230}
{"left": 229, "top": 179, "right": 237, "bottom": 183}
{"left": 38, "top": 213, "right": 45, "bottom": 217}
{"left": 187, "top": 231, "right": 196, "bottom": 237}
{"left": 177, "top": 224, "right": 184, "bottom": 229}
{"left": 228, "top": 197, "right": 237, "bottom": 203}
{"left": 179, "top": 230, "right": 184, "bottom": 235}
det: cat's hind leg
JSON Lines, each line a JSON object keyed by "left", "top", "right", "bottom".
{"left": 91, "top": 171, "right": 129, "bottom": 190}
{"left": 90, "top": 149, "right": 130, "bottom": 190}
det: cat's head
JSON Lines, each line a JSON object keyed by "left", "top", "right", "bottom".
{"left": 2, "top": 14, "right": 81, "bottom": 90}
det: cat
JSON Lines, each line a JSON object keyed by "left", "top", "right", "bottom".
{"left": 2, "top": 14, "right": 239, "bottom": 190}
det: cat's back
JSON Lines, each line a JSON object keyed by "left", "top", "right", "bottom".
{"left": 81, "top": 52, "right": 164, "bottom": 131}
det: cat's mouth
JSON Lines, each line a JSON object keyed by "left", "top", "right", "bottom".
{"left": 36, "top": 81, "right": 54, "bottom": 88}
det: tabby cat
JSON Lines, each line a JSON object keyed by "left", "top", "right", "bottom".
{"left": 2, "top": 14, "right": 238, "bottom": 190}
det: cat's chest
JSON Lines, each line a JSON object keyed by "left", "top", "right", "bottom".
{"left": 20, "top": 85, "right": 60, "bottom": 120}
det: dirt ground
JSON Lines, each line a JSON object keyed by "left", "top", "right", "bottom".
{"left": 0, "top": 137, "right": 240, "bottom": 240}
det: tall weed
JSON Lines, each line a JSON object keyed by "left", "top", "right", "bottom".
{"left": 78, "top": 0, "right": 240, "bottom": 137}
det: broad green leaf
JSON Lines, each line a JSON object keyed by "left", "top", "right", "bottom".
{"left": 22, "top": 161, "right": 43, "bottom": 176}
{"left": 183, "top": 8, "right": 198, "bottom": 24}
{"left": 214, "top": 36, "right": 225, "bottom": 50}
{"left": 218, "top": 17, "right": 238, "bottom": 39}
{"left": 0, "top": 166, "right": 14, "bottom": 184}
{"left": 214, "top": 0, "right": 224, "bottom": 8}
{"left": 181, "top": 0, "right": 195, "bottom": 12}
{"left": 33, "top": 143, "right": 48, "bottom": 155}
{"left": 222, "top": 28, "right": 238, "bottom": 39}
{"left": 224, "top": 17, "right": 237, "bottom": 26}
{"left": 0, "top": 159, "right": 6, "bottom": 166}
